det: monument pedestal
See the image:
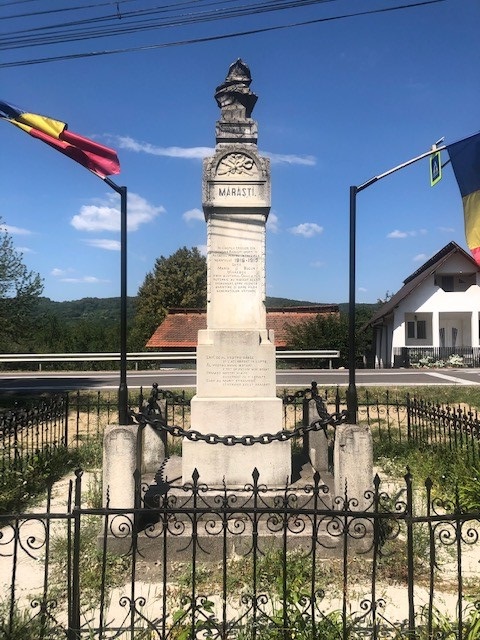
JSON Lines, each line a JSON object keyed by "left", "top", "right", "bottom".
{"left": 181, "top": 59, "right": 291, "bottom": 487}
{"left": 182, "top": 329, "right": 291, "bottom": 486}
{"left": 183, "top": 396, "right": 290, "bottom": 487}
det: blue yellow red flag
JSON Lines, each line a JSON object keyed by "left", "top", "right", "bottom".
{"left": 447, "top": 132, "right": 480, "bottom": 266}
{"left": 0, "top": 100, "right": 120, "bottom": 179}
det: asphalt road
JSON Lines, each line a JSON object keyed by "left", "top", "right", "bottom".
{"left": 1, "top": 367, "right": 480, "bottom": 392}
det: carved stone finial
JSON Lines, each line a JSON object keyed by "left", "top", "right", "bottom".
{"left": 214, "top": 59, "right": 258, "bottom": 120}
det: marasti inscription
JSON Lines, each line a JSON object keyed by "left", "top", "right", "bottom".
{"left": 217, "top": 185, "right": 257, "bottom": 197}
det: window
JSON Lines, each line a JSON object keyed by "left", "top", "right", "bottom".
{"left": 434, "top": 273, "right": 476, "bottom": 292}
{"left": 405, "top": 315, "right": 430, "bottom": 343}
{"left": 440, "top": 276, "right": 454, "bottom": 292}
{"left": 417, "top": 320, "right": 426, "bottom": 339}
{"left": 407, "top": 322, "right": 415, "bottom": 339}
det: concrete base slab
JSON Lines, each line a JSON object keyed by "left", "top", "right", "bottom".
{"left": 100, "top": 456, "right": 372, "bottom": 560}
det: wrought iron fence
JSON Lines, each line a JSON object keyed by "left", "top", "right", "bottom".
{"left": 5, "top": 386, "right": 480, "bottom": 475}
{"left": 406, "top": 395, "right": 480, "bottom": 465}
{"left": 0, "top": 395, "right": 68, "bottom": 476}
{"left": 2, "top": 468, "right": 480, "bottom": 638}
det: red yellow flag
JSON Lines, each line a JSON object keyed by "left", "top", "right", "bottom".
{"left": 0, "top": 100, "right": 120, "bottom": 179}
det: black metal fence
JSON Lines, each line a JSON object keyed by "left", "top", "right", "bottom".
{"left": 4, "top": 387, "right": 480, "bottom": 478}
{"left": 3, "top": 387, "right": 480, "bottom": 637}
{"left": 406, "top": 395, "right": 480, "bottom": 466}
{"left": 0, "top": 395, "right": 69, "bottom": 476}
{"left": 2, "top": 468, "right": 480, "bottom": 639}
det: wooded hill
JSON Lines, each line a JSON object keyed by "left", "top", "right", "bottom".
{"left": 35, "top": 296, "right": 138, "bottom": 323}
{"left": 36, "top": 296, "right": 379, "bottom": 321}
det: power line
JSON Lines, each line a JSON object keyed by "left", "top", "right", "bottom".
{"left": 0, "top": 0, "right": 337, "bottom": 48}
{"left": 0, "top": 0, "right": 338, "bottom": 49}
{"left": 0, "top": 0, "right": 137, "bottom": 16}
{"left": 0, "top": 0, "right": 447, "bottom": 69}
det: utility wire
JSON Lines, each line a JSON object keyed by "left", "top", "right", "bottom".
{"left": 0, "top": 0, "right": 447, "bottom": 68}
{"left": 0, "top": 0, "right": 337, "bottom": 47}
{"left": 0, "top": 0, "right": 138, "bottom": 20}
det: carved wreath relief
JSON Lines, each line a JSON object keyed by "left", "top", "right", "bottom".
{"left": 217, "top": 153, "right": 258, "bottom": 177}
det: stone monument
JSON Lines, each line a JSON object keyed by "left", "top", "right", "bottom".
{"left": 182, "top": 60, "right": 291, "bottom": 487}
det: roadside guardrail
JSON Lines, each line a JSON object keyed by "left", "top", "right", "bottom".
{"left": 0, "top": 350, "right": 340, "bottom": 371}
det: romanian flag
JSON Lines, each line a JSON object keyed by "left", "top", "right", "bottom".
{"left": 0, "top": 100, "right": 120, "bottom": 179}
{"left": 447, "top": 132, "right": 480, "bottom": 266}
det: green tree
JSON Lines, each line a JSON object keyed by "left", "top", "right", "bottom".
{"left": 285, "top": 309, "right": 375, "bottom": 368}
{"left": 0, "top": 220, "right": 43, "bottom": 351}
{"left": 286, "top": 314, "right": 349, "bottom": 366}
{"left": 129, "top": 246, "right": 207, "bottom": 349}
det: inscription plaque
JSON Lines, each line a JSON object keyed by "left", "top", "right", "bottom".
{"left": 211, "top": 246, "right": 261, "bottom": 295}
{"left": 205, "top": 354, "right": 270, "bottom": 388}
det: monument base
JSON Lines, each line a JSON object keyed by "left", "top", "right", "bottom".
{"left": 182, "top": 396, "right": 291, "bottom": 486}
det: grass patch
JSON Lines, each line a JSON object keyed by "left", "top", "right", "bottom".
{"left": 0, "top": 433, "right": 103, "bottom": 515}
{"left": 372, "top": 426, "right": 480, "bottom": 506}
{"left": 0, "top": 599, "right": 65, "bottom": 640}
{"left": 48, "top": 515, "right": 131, "bottom": 613}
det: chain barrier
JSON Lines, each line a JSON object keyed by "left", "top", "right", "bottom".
{"left": 130, "top": 383, "right": 348, "bottom": 446}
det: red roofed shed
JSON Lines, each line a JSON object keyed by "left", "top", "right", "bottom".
{"left": 146, "top": 306, "right": 339, "bottom": 350}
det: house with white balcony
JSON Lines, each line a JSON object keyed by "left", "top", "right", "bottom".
{"left": 368, "top": 241, "right": 480, "bottom": 368}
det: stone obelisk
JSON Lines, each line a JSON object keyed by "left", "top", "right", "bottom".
{"left": 182, "top": 60, "right": 291, "bottom": 487}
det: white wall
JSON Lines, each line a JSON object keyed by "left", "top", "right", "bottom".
{"left": 391, "top": 255, "right": 480, "bottom": 352}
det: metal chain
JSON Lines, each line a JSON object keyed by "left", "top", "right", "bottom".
{"left": 129, "top": 404, "right": 348, "bottom": 446}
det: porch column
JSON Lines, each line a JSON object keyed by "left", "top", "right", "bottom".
{"left": 431, "top": 312, "right": 440, "bottom": 348}
{"left": 472, "top": 311, "right": 480, "bottom": 348}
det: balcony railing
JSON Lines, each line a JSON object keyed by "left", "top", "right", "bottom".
{"left": 393, "top": 346, "right": 480, "bottom": 368}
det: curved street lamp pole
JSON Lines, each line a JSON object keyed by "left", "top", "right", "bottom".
{"left": 346, "top": 143, "right": 446, "bottom": 424}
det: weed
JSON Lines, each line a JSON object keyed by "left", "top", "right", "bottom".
{"left": 84, "top": 470, "right": 103, "bottom": 508}
{"left": 49, "top": 516, "right": 130, "bottom": 613}
{"left": 0, "top": 447, "right": 73, "bottom": 514}
{"left": 414, "top": 601, "right": 480, "bottom": 639}
{"left": 0, "top": 599, "right": 63, "bottom": 640}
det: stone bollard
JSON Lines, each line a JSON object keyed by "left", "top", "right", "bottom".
{"left": 333, "top": 423, "right": 373, "bottom": 511}
{"left": 307, "top": 399, "right": 329, "bottom": 474}
{"left": 103, "top": 423, "right": 140, "bottom": 537}
{"left": 141, "top": 423, "right": 165, "bottom": 474}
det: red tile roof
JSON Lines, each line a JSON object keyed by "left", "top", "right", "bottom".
{"left": 146, "top": 306, "right": 339, "bottom": 349}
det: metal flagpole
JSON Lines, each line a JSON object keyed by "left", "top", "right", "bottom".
{"left": 347, "top": 142, "right": 446, "bottom": 423}
{"left": 104, "top": 178, "right": 129, "bottom": 425}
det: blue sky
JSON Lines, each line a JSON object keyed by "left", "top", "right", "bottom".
{"left": 1, "top": 0, "right": 479, "bottom": 304}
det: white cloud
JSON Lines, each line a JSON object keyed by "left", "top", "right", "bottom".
{"left": 71, "top": 192, "right": 164, "bottom": 233}
{"left": 439, "top": 226, "right": 455, "bottom": 233}
{"left": 115, "top": 136, "right": 213, "bottom": 159}
{"left": 387, "top": 229, "right": 427, "bottom": 239}
{"left": 413, "top": 253, "right": 427, "bottom": 262}
{"left": 196, "top": 244, "right": 208, "bottom": 256}
{"left": 262, "top": 151, "right": 316, "bottom": 166}
{"left": 113, "top": 135, "right": 316, "bottom": 166}
{"left": 51, "top": 267, "right": 108, "bottom": 283}
{"left": 310, "top": 260, "right": 324, "bottom": 268}
{"left": 183, "top": 208, "right": 204, "bottom": 223}
{"left": 0, "top": 224, "right": 32, "bottom": 235}
{"left": 60, "top": 276, "right": 109, "bottom": 284}
{"left": 51, "top": 268, "right": 70, "bottom": 277}
{"left": 266, "top": 212, "right": 279, "bottom": 233}
{"left": 288, "top": 222, "right": 323, "bottom": 238}
{"left": 17, "top": 246, "right": 33, "bottom": 253}
{"left": 358, "top": 287, "right": 367, "bottom": 292}
{"left": 84, "top": 239, "right": 121, "bottom": 251}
